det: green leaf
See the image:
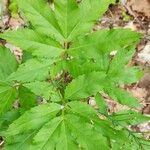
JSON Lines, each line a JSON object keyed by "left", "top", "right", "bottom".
{"left": 65, "top": 114, "right": 109, "bottom": 150}
{"left": 69, "top": 29, "right": 141, "bottom": 59}
{"left": 0, "top": 0, "right": 147, "bottom": 149}
{"left": 0, "top": 82, "right": 17, "bottom": 114}
{"left": 107, "top": 48, "right": 143, "bottom": 84}
{"left": 0, "top": 0, "right": 116, "bottom": 60}
{"left": 17, "top": 0, "right": 64, "bottom": 42}
{"left": 111, "top": 133, "right": 150, "bottom": 150}
{"left": 5, "top": 132, "right": 36, "bottom": 150}
{"left": 64, "top": 58, "right": 108, "bottom": 78}
{"left": 54, "top": 0, "right": 115, "bottom": 40}
{"left": 95, "top": 93, "right": 108, "bottom": 115}
{"left": 23, "top": 81, "right": 61, "bottom": 102}
{"left": 109, "top": 47, "right": 135, "bottom": 69}
{"left": 9, "top": 0, "right": 18, "bottom": 17}
{"left": 6, "top": 103, "right": 62, "bottom": 136}
{"left": 66, "top": 101, "right": 98, "bottom": 119}
{"left": 5, "top": 101, "right": 144, "bottom": 150}
{"left": 0, "top": 46, "right": 18, "bottom": 80}
{"left": 4, "top": 103, "right": 62, "bottom": 150}
{"left": 18, "top": 86, "right": 37, "bottom": 109}
{"left": 0, "top": 110, "right": 20, "bottom": 133}
{"left": 66, "top": 101, "right": 125, "bottom": 142}
{"left": 65, "top": 71, "right": 106, "bottom": 100}
{"left": 31, "top": 117, "right": 63, "bottom": 150}
{"left": 104, "top": 85, "right": 140, "bottom": 107}
{"left": 31, "top": 115, "right": 109, "bottom": 150}
{"left": 114, "top": 67, "right": 143, "bottom": 84}
{"left": 16, "top": 0, "right": 115, "bottom": 42}
{"left": 31, "top": 101, "right": 110, "bottom": 150}
{"left": 7, "top": 59, "right": 53, "bottom": 83}
{"left": 110, "top": 110, "right": 150, "bottom": 125}
{"left": 0, "top": 29, "right": 63, "bottom": 59}
{"left": 23, "top": 81, "right": 52, "bottom": 100}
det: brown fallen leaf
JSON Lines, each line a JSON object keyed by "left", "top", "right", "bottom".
{"left": 143, "top": 104, "right": 150, "bottom": 114}
{"left": 127, "top": 0, "right": 150, "bottom": 18}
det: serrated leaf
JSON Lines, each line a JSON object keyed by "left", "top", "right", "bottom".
{"left": 5, "top": 106, "right": 64, "bottom": 150}
{"left": 107, "top": 47, "right": 143, "bottom": 84}
{"left": 31, "top": 115, "right": 109, "bottom": 150}
{"left": 17, "top": 0, "right": 64, "bottom": 42}
{"left": 111, "top": 133, "right": 150, "bottom": 150}
{"left": 66, "top": 101, "right": 98, "bottom": 119}
{"left": 16, "top": 0, "right": 115, "bottom": 42}
{"left": 0, "top": 82, "right": 17, "bottom": 114}
{"left": 6, "top": 103, "right": 62, "bottom": 136}
{"left": 65, "top": 114, "right": 109, "bottom": 150}
{"left": 18, "top": 86, "right": 37, "bottom": 109}
{"left": 5, "top": 132, "right": 36, "bottom": 150}
{"left": 109, "top": 46, "right": 135, "bottom": 69}
{"left": 0, "top": 46, "right": 18, "bottom": 80}
{"left": 0, "top": 110, "right": 20, "bottom": 133}
{"left": 23, "top": 81, "right": 52, "bottom": 100}
{"left": 5, "top": 101, "right": 128, "bottom": 150}
{"left": 0, "top": 0, "right": 147, "bottom": 149}
{"left": 31, "top": 109, "right": 110, "bottom": 150}
{"left": 31, "top": 117, "right": 63, "bottom": 150}
{"left": 65, "top": 71, "right": 106, "bottom": 100}
{"left": 0, "top": 0, "right": 116, "bottom": 60}
{"left": 113, "top": 67, "right": 143, "bottom": 84}
{"left": 7, "top": 59, "right": 53, "bottom": 83}
{"left": 104, "top": 85, "right": 140, "bottom": 107}
{"left": 70, "top": 29, "right": 141, "bottom": 59}
{"left": 66, "top": 101, "right": 125, "bottom": 142}
{"left": 0, "top": 29, "right": 63, "bottom": 59}
{"left": 110, "top": 110, "right": 150, "bottom": 125}
{"left": 65, "top": 58, "right": 108, "bottom": 78}
{"left": 24, "top": 81, "right": 61, "bottom": 102}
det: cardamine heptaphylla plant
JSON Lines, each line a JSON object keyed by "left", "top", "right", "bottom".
{"left": 0, "top": 0, "right": 150, "bottom": 149}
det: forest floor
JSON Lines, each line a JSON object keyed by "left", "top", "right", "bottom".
{"left": 0, "top": 0, "right": 150, "bottom": 146}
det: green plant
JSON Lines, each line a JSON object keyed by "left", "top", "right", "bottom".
{"left": 0, "top": 0, "right": 150, "bottom": 149}
{"left": 9, "top": 0, "right": 18, "bottom": 17}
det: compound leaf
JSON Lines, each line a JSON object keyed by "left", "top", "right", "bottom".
{"left": 0, "top": 0, "right": 148, "bottom": 149}
{"left": 16, "top": 0, "right": 115, "bottom": 42}
{"left": 4, "top": 101, "right": 144, "bottom": 150}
